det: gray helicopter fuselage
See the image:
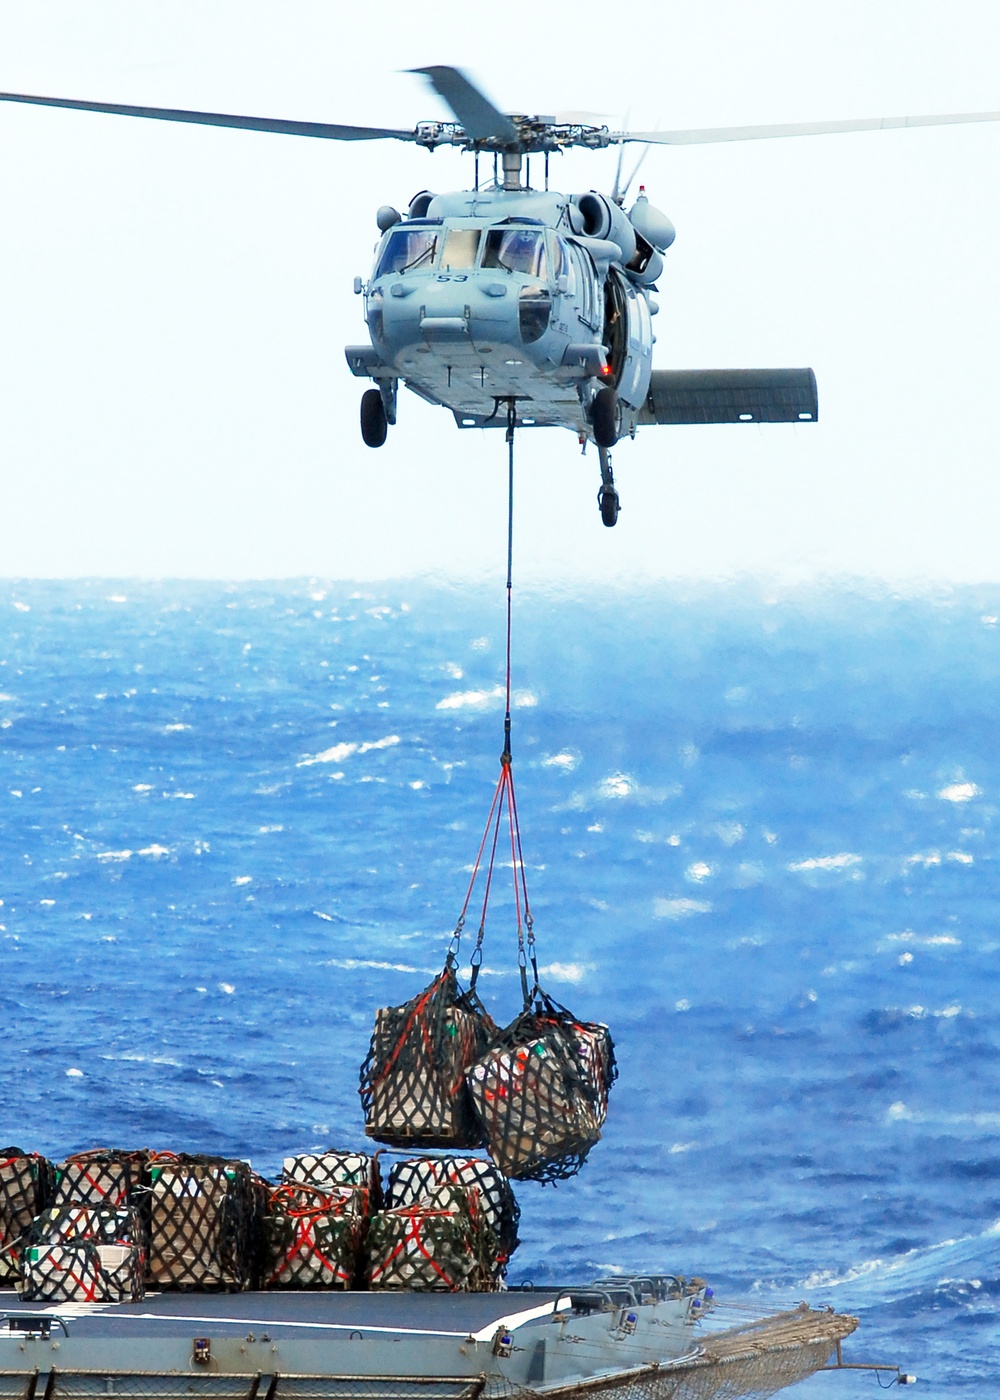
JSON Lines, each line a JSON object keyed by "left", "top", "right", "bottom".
{"left": 348, "top": 186, "right": 662, "bottom": 436}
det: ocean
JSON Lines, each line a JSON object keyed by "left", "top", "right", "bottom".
{"left": 2, "top": 577, "right": 999, "bottom": 1395}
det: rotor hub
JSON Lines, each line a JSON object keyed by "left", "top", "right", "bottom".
{"left": 413, "top": 117, "right": 612, "bottom": 155}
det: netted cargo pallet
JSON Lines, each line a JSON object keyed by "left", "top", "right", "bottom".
{"left": 51, "top": 1149, "right": 148, "bottom": 1211}
{"left": 147, "top": 1155, "right": 261, "bottom": 1291}
{"left": 30, "top": 1204, "right": 145, "bottom": 1249}
{"left": 466, "top": 993, "right": 617, "bottom": 1182}
{"left": 365, "top": 1183, "right": 497, "bottom": 1292}
{"left": 281, "top": 1151, "right": 382, "bottom": 1212}
{"left": 20, "top": 1239, "right": 144, "bottom": 1303}
{"left": 385, "top": 1156, "right": 519, "bottom": 1271}
{"left": 0, "top": 1147, "right": 53, "bottom": 1286}
{"left": 359, "top": 965, "right": 496, "bottom": 1149}
{"left": 261, "top": 1184, "right": 363, "bottom": 1289}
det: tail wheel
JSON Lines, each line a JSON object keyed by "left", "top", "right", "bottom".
{"left": 361, "top": 388, "right": 388, "bottom": 448}
{"left": 591, "top": 386, "right": 620, "bottom": 449}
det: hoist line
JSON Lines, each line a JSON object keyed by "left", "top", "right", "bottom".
{"left": 503, "top": 399, "right": 515, "bottom": 760}
{"left": 448, "top": 399, "right": 536, "bottom": 1008}
{"left": 503, "top": 400, "right": 536, "bottom": 1005}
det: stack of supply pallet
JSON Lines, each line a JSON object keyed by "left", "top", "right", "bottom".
{"left": 260, "top": 1151, "right": 380, "bottom": 1289}
{"left": 261, "top": 1183, "right": 361, "bottom": 1289}
{"left": 3, "top": 1141, "right": 530, "bottom": 1297}
{"left": 365, "top": 1181, "right": 497, "bottom": 1292}
{"left": 21, "top": 1149, "right": 147, "bottom": 1303}
{"left": 384, "top": 1155, "right": 519, "bottom": 1282}
{"left": 281, "top": 1150, "right": 381, "bottom": 1210}
{"left": 147, "top": 1153, "right": 263, "bottom": 1292}
{"left": 0, "top": 1147, "right": 53, "bottom": 1287}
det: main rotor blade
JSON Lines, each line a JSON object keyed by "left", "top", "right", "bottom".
{"left": 614, "top": 110, "right": 1000, "bottom": 145}
{"left": 409, "top": 65, "right": 517, "bottom": 144}
{"left": 0, "top": 90, "right": 415, "bottom": 142}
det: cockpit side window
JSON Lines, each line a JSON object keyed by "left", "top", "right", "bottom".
{"left": 555, "top": 238, "right": 576, "bottom": 294}
{"left": 567, "top": 242, "right": 598, "bottom": 327}
{"left": 482, "top": 229, "right": 548, "bottom": 279}
{"left": 440, "top": 228, "right": 481, "bottom": 269}
{"left": 552, "top": 236, "right": 568, "bottom": 282}
{"left": 375, "top": 228, "right": 438, "bottom": 277}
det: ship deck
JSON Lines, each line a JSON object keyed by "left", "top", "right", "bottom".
{"left": 0, "top": 1286, "right": 569, "bottom": 1339}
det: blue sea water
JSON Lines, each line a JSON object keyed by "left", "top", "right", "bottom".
{"left": 2, "top": 577, "right": 1000, "bottom": 1395}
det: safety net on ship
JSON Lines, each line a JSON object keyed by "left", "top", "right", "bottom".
{"left": 494, "top": 1304, "right": 858, "bottom": 1400}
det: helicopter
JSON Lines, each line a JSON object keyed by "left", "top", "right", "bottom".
{"left": 1, "top": 67, "right": 998, "bottom": 527}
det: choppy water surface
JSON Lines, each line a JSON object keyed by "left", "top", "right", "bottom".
{"left": 2, "top": 578, "right": 1000, "bottom": 1395}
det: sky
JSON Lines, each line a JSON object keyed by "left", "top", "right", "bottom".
{"left": 0, "top": 0, "right": 999, "bottom": 585}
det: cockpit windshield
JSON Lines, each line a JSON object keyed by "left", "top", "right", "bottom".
{"left": 375, "top": 227, "right": 438, "bottom": 277}
{"left": 482, "top": 228, "right": 548, "bottom": 279}
{"left": 440, "top": 228, "right": 481, "bottom": 269}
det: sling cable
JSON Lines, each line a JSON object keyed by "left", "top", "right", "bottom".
{"left": 449, "top": 401, "right": 538, "bottom": 1010}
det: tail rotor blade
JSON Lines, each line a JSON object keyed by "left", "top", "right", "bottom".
{"left": 611, "top": 140, "right": 626, "bottom": 203}
{"left": 619, "top": 145, "right": 650, "bottom": 203}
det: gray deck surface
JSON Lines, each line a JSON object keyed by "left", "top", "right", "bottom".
{"left": 0, "top": 1288, "right": 566, "bottom": 1340}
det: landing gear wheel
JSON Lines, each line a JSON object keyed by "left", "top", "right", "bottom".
{"left": 591, "top": 386, "right": 620, "bottom": 449}
{"left": 360, "top": 388, "right": 388, "bottom": 448}
{"left": 598, "top": 485, "right": 620, "bottom": 528}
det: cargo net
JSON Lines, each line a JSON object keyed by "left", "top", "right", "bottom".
{"left": 0, "top": 1148, "right": 53, "bottom": 1285}
{"left": 385, "top": 1155, "right": 519, "bottom": 1277}
{"left": 147, "top": 1154, "right": 262, "bottom": 1292}
{"left": 365, "top": 1182, "right": 499, "bottom": 1292}
{"left": 359, "top": 963, "right": 497, "bottom": 1149}
{"left": 282, "top": 1150, "right": 383, "bottom": 1212}
{"left": 19, "top": 1239, "right": 144, "bottom": 1303}
{"left": 261, "top": 1183, "right": 363, "bottom": 1289}
{"left": 52, "top": 1149, "right": 149, "bottom": 1212}
{"left": 505, "top": 1308, "right": 858, "bottom": 1400}
{"left": 30, "top": 1204, "right": 145, "bottom": 1247}
{"left": 466, "top": 991, "right": 617, "bottom": 1182}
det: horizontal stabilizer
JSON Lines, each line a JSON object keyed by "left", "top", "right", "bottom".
{"left": 639, "top": 368, "right": 818, "bottom": 425}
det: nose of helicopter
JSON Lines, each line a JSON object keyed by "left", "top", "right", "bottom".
{"left": 382, "top": 276, "right": 515, "bottom": 350}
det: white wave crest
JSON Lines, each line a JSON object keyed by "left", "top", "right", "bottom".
{"left": 537, "top": 961, "right": 593, "bottom": 983}
{"left": 888, "top": 1100, "right": 1000, "bottom": 1126}
{"left": 938, "top": 781, "right": 981, "bottom": 802}
{"left": 885, "top": 932, "right": 961, "bottom": 947}
{"left": 543, "top": 752, "right": 579, "bottom": 770}
{"left": 796, "top": 1220, "right": 1000, "bottom": 1305}
{"left": 437, "top": 687, "right": 537, "bottom": 711}
{"left": 654, "top": 897, "right": 712, "bottom": 920}
{"left": 788, "top": 853, "right": 861, "bottom": 872}
{"left": 324, "top": 958, "right": 422, "bottom": 973}
{"left": 298, "top": 735, "right": 400, "bottom": 766}
{"left": 598, "top": 772, "right": 634, "bottom": 799}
